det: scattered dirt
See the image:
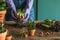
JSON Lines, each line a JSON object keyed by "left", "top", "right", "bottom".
{"left": 4, "top": 24, "right": 60, "bottom": 40}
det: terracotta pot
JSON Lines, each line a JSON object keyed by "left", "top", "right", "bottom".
{"left": 23, "top": 33, "right": 28, "bottom": 38}
{"left": 24, "top": 34, "right": 28, "bottom": 38}
{"left": 5, "top": 35, "right": 12, "bottom": 40}
{"left": 28, "top": 30, "right": 36, "bottom": 36}
{"left": 0, "top": 29, "right": 8, "bottom": 40}
{"left": 0, "top": 10, "right": 6, "bottom": 26}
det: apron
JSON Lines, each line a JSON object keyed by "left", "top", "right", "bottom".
{"left": 5, "top": 0, "right": 26, "bottom": 21}
{"left": 5, "top": 0, "right": 34, "bottom": 21}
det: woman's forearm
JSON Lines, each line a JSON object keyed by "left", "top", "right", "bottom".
{"left": 28, "top": 0, "right": 34, "bottom": 10}
{"left": 6, "top": 0, "right": 17, "bottom": 19}
{"left": 6, "top": 0, "right": 16, "bottom": 12}
{"left": 11, "top": 10, "right": 17, "bottom": 20}
{"left": 23, "top": 0, "right": 34, "bottom": 22}
{"left": 23, "top": 9, "right": 30, "bottom": 22}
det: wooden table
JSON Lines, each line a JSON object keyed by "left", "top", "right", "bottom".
{"left": 4, "top": 21, "right": 60, "bottom": 40}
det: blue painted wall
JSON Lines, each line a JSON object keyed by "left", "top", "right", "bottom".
{"left": 38, "top": 0, "right": 60, "bottom": 20}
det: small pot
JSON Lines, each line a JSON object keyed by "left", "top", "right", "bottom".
{"left": 5, "top": 35, "right": 12, "bottom": 40}
{"left": 28, "top": 29, "right": 36, "bottom": 36}
{"left": 0, "top": 29, "right": 8, "bottom": 40}
{"left": 24, "top": 34, "right": 28, "bottom": 38}
{"left": 23, "top": 32, "right": 28, "bottom": 38}
{"left": 0, "top": 10, "right": 6, "bottom": 27}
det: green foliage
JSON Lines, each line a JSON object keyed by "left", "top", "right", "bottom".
{"left": 27, "top": 20, "right": 36, "bottom": 30}
{"left": 16, "top": 9, "right": 25, "bottom": 25}
{"left": 0, "top": 22, "right": 5, "bottom": 33}
{"left": 19, "top": 33, "right": 24, "bottom": 38}
{"left": 44, "top": 19, "right": 53, "bottom": 25}
{"left": 16, "top": 15, "right": 23, "bottom": 23}
{"left": 6, "top": 31, "right": 10, "bottom": 36}
{"left": 41, "top": 24, "right": 50, "bottom": 28}
{"left": 17, "top": 9, "right": 25, "bottom": 13}
{"left": 17, "top": 9, "right": 25, "bottom": 15}
{"left": 0, "top": 0, "right": 6, "bottom": 11}
{"left": 41, "top": 19, "right": 54, "bottom": 28}
{"left": 24, "top": 32, "right": 29, "bottom": 34}
{"left": 19, "top": 32, "right": 28, "bottom": 38}
{"left": 0, "top": 0, "right": 6, "bottom": 2}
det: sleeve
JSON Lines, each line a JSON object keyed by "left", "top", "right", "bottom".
{"left": 23, "top": 0, "right": 34, "bottom": 22}
{"left": 6, "top": 0, "right": 17, "bottom": 20}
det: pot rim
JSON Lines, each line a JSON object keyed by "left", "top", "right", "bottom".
{"left": 0, "top": 29, "right": 8, "bottom": 34}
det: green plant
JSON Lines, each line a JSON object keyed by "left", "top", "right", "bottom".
{"left": 19, "top": 33, "right": 24, "bottom": 38}
{"left": 27, "top": 20, "right": 36, "bottom": 30}
{"left": 0, "top": 0, "right": 6, "bottom": 11}
{"left": 6, "top": 31, "right": 10, "bottom": 36}
{"left": 17, "top": 9, "right": 25, "bottom": 16}
{"left": 16, "top": 15, "right": 23, "bottom": 25}
{"left": 41, "top": 19, "right": 54, "bottom": 28}
{"left": 19, "top": 32, "right": 28, "bottom": 38}
{"left": 23, "top": 32, "right": 29, "bottom": 35}
{"left": 0, "top": 22, "right": 5, "bottom": 33}
{"left": 16, "top": 9, "right": 25, "bottom": 26}
{"left": 44, "top": 19, "right": 53, "bottom": 25}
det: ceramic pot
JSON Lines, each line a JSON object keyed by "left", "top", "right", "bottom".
{"left": 28, "top": 30, "right": 36, "bottom": 36}
{"left": 0, "top": 29, "right": 7, "bottom": 40}
{"left": 5, "top": 35, "right": 12, "bottom": 40}
{"left": 0, "top": 10, "right": 6, "bottom": 26}
{"left": 23, "top": 32, "right": 28, "bottom": 38}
